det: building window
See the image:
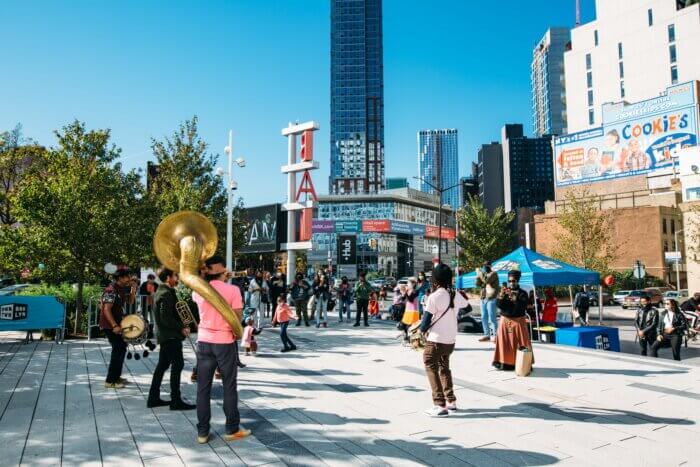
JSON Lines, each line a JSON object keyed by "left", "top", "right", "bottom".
{"left": 586, "top": 71, "right": 593, "bottom": 88}
{"left": 664, "top": 241, "right": 669, "bottom": 252}
{"left": 668, "top": 24, "right": 675, "bottom": 42}
{"left": 663, "top": 218, "right": 667, "bottom": 234}
{"left": 594, "top": 30, "right": 599, "bottom": 46}
{"left": 671, "top": 219, "right": 676, "bottom": 234}
{"left": 588, "top": 109, "right": 595, "bottom": 125}
{"left": 670, "top": 44, "right": 677, "bottom": 63}
{"left": 671, "top": 65, "right": 678, "bottom": 84}
{"left": 585, "top": 53, "right": 591, "bottom": 70}
{"left": 587, "top": 89, "right": 594, "bottom": 106}
{"left": 620, "top": 80, "right": 625, "bottom": 98}
{"left": 618, "top": 42, "right": 623, "bottom": 59}
{"left": 648, "top": 8, "right": 653, "bottom": 26}
{"left": 619, "top": 61, "right": 624, "bottom": 78}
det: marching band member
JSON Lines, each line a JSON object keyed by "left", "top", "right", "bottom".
{"left": 192, "top": 255, "right": 251, "bottom": 444}
{"left": 493, "top": 268, "right": 534, "bottom": 371}
{"left": 100, "top": 269, "right": 132, "bottom": 389}
{"left": 147, "top": 267, "right": 196, "bottom": 410}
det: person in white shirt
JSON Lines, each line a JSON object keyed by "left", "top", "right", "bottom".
{"left": 419, "top": 263, "right": 469, "bottom": 418}
{"left": 248, "top": 271, "right": 268, "bottom": 329}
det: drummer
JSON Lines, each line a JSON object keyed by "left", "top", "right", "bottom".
{"left": 100, "top": 269, "right": 132, "bottom": 389}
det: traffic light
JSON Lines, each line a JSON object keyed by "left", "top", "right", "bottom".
{"left": 300, "top": 130, "right": 314, "bottom": 162}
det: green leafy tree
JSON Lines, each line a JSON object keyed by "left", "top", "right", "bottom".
{"left": 552, "top": 187, "right": 618, "bottom": 273}
{"left": 12, "top": 120, "right": 151, "bottom": 332}
{"left": 148, "top": 116, "right": 247, "bottom": 261}
{"left": 456, "top": 195, "right": 516, "bottom": 270}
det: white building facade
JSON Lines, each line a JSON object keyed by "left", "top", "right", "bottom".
{"left": 565, "top": 0, "right": 700, "bottom": 133}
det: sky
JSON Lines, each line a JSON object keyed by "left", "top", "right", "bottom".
{"left": 1, "top": 0, "right": 596, "bottom": 207}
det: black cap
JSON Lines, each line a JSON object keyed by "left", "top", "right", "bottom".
{"left": 113, "top": 269, "right": 130, "bottom": 279}
{"left": 508, "top": 269, "right": 522, "bottom": 280}
{"left": 205, "top": 255, "right": 226, "bottom": 268}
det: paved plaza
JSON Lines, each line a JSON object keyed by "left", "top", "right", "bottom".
{"left": 1, "top": 318, "right": 700, "bottom": 467}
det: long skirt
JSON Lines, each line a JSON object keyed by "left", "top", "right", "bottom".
{"left": 493, "top": 316, "right": 534, "bottom": 368}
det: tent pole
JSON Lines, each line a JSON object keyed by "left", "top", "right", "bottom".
{"left": 568, "top": 285, "right": 574, "bottom": 323}
{"left": 598, "top": 286, "right": 603, "bottom": 325}
{"left": 533, "top": 286, "right": 542, "bottom": 342}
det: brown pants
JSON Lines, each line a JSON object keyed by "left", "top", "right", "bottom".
{"left": 423, "top": 341, "right": 455, "bottom": 406}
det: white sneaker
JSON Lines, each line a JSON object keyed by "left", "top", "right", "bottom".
{"left": 446, "top": 402, "right": 457, "bottom": 413}
{"left": 425, "top": 406, "right": 449, "bottom": 417}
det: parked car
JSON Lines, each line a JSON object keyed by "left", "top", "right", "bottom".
{"left": 586, "top": 291, "right": 615, "bottom": 306}
{"left": 0, "top": 284, "right": 34, "bottom": 296}
{"left": 384, "top": 277, "right": 397, "bottom": 288}
{"left": 663, "top": 289, "right": 689, "bottom": 301}
{"left": 397, "top": 277, "right": 409, "bottom": 288}
{"left": 613, "top": 290, "right": 633, "bottom": 304}
{"left": 622, "top": 289, "right": 663, "bottom": 308}
{"left": 369, "top": 279, "right": 385, "bottom": 291}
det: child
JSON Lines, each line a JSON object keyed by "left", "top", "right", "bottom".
{"left": 398, "top": 278, "right": 420, "bottom": 343}
{"left": 391, "top": 284, "right": 408, "bottom": 321}
{"left": 242, "top": 317, "right": 261, "bottom": 356}
{"left": 369, "top": 292, "right": 380, "bottom": 319}
{"left": 272, "top": 295, "right": 298, "bottom": 352}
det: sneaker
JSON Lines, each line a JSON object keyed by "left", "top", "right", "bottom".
{"left": 104, "top": 382, "right": 125, "bottom": 389}
{"left": 446, "top": 402, "right": 458, "bottom": 413}
{"left": 197, "top": 433, "right": 210, "bottom": 444}
{"left": 223, "top": 428, "right": 251, "bottom": 442}
{"left": 478, "top": 336, "right": 490, "bottom": 342}
{"left": 117, "top": 377, "right": 129, "bottom": 385}
{"left": 425, "top": 406, "right": 449, "bottom": 417}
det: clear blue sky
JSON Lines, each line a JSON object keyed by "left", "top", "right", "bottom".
{"left": 1, "top": 0, "right": 595, "bottom": 207}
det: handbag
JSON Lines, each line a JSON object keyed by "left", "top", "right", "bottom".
{"left": 327, "top": 298, "right": 336, "bottom": 311}
{"left": 515, "top": 347, "right": 533, "bottom": 376}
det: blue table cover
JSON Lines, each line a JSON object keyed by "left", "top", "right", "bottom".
{"left": 555, "top": 326, "right": 620, "bottom": 352}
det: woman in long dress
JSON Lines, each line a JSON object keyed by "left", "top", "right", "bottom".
{"left": 493, "top": 269, "right": 534, "bottom": 371}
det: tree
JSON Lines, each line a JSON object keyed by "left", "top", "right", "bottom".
{"left": 12, "top": 120, "right": 151, "bottom": 332}
{"left": 551, "top": 187, "right": 618, "bottom": 273}
{"left": 148, "top": 116, "right": 247, "bottom": 260}
{"left": 456, "top": 196, "right": 516, "bottom": 270}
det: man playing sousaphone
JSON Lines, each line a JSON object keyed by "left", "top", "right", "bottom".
{"left": 147, "top": 267, "right": 196, "bottom": 410}
{"left": 192, "top": 255, "right": 250, "bottom": 444}
{"left": 100, "top": 269, "right": 133, "bottom": 389}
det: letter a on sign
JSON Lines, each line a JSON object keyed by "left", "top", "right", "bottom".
{"left": 300, "top": 130, "right": 313, "bottom": 162}
{"left": 296, "top": 171, "right": 318, "bottom": 202}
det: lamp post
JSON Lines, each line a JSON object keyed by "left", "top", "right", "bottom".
{"left": 675, "top": 228, "right": 684, "bottom": 290}
{"left": 413, "top": 176, "right": 461, "bottom": 264}
{"left": 220, "top": 130, "right": 246, "bottom": 272}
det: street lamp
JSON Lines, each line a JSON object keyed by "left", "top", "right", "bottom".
{"left": 413, "top": 176, "right": 461, "bottom": 264}
{"left": 675, "top": 228, "right": 684, "bottom": 290}
{"left": 219, "top": 130, "right": 246, "bottom": 272}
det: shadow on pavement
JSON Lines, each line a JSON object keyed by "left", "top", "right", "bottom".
{"left": 530, "top": 366, "right": 687, "bottom": 378}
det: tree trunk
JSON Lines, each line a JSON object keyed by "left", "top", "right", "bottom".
{"left": 74, "top": 271, "right": 84, "bottom": 335}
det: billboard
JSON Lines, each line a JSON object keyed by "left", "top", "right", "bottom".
{"left": 241, "top": 204, "right": 284, "bottom": 253}
{"left": 337, "top": 235, "right": 357, "bottom": 265}
{"left": 555, "top": 81, "right": 699, "bottom": 187}
{"left": 362, "top": 220, "right": 391, "bottom": 233}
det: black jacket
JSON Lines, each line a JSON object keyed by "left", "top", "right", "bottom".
{"left": 634, "top": 305, "right": 659, "bottom": 337}
{"left": 658, "top": 310, "right": 689, "bottom": 336}
{"left": 153, "top": 285, "right": 185, "bottom": 344}
{"left": 497, "top": 287, "right": 529, "bottom": 318}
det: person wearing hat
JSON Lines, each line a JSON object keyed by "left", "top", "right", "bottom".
{"left": 420, "top": 264, "right": 469, "bottom": 417}
{"left": 493, "top": 268, "right": 533, "bottom": 371}
{"left": 475, "top": 261, "right": 499, "bottom": 342}
{"left": 100, "top": 269, "right": 133, "bottom": 389}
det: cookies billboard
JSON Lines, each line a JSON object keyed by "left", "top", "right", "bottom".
{"left": 555, "top": 81, "right": 699, "bottom": 186}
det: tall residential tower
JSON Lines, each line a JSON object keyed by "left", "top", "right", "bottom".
{"left": 330, "top": 0, "right": 385, "bottom": 195}
{"left": 531, "top": 27, "right": 570, "bottom": 137}
{"left": 418, "top": 129, "right": 460, "bottom": 211}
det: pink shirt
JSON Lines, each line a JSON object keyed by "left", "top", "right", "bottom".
{"left": 274, "top": 303, "right": 296, "bottom": 323}
{"left": 192, "top": 280, "right": 243, "bottom": 344}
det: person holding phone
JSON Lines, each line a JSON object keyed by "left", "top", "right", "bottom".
{"left": 475, "top": 262, "right": 499, "bottom": 342}
{"left": 493, "top": 268, "right": 533, "bottom": 371}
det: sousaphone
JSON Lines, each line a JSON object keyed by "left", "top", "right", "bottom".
{"left": 153, "top": 211, "right": 243, "bottom": 339}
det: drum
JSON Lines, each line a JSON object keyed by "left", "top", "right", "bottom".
{"left": 121, "top": 314, "right": 147, "bottom": 344}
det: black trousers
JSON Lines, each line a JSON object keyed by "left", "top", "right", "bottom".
{"left": 148, "top": 339, "right": 184, "bottom": 403}
{"left": 196, "top": 342, "right": 239, "bottom": 436}
{"left": 638, "top": 332, "right": 657, "bottom": 356}
{"left": 105, "top": 329, "right": 127, "bottom": 384}
{"left": 355, "top": 299, "right": 369, "bottom": 325}
{"left": 651, "top": 333, "right": 683, "bottom": 361}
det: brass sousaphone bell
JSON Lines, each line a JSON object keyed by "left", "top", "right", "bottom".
{"left": 153, "top": 211, "right": 243, "bottom": 339}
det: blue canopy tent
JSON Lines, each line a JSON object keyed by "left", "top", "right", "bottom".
{"left": 456, "top": 247, "right": 600, "bottom": 289}
{"left": 456, "top": 247, "right": 600, "bottom": 340}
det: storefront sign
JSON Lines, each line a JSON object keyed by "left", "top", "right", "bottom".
{"left": 311, "top": 219, "right": 335, "bottom": 233}
{"left": 362, "top": 219, "right": 391, "bottom": 233}
{"left": 390, "top": 220, "right": 413, "bottom": 235}
{"left": 425, "top": 225, "right": 456, "bottom": 239}
{"left": 335, "top": 220, "right": 361, "bottom": 233}
{"left": 337, "top": 235, "right": 357, "bottom": 265}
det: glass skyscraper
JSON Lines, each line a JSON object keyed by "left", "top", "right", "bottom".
{"left": 330, "top": 0, "right": 385, "bottom": 195}
{"left": 531, "top": 27, "right": 570, "bottom": 137}
{"left": 417, "top": 129, "right": 460, "bottom": 211}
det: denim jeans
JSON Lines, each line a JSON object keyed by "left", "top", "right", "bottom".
{"left": 315, "top": 297, "right": 327, "bottom": 326}
{"left": 481, "top": 299, "right": 497, "bottom": 337}
{"left": 280, "top": 321, "right": 295, "bottom": 349}
{"left": 196, "top": 342, "right": 239, "bottom": 436}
